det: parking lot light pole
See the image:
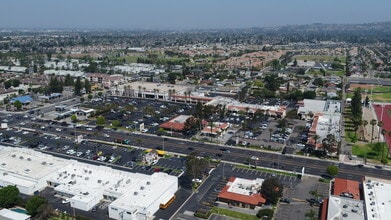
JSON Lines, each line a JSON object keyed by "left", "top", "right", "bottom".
{"left": 163, "top": 137, "right": 165, "bottom": 151}
{"left": 223, "top": 163, "right": 225, "bottom": 179}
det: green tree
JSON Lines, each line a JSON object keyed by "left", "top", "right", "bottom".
{"left": 293, "top": 58, "right": 297, "bottom": 67}
{"left": 305, "top": 209, "right": 318, "bottom": 220}
{"left": 84, "top": 78, "right": 91, "bottom": 94}
{"left": 326, "top": 165, "right": 339, "bottom": 177}
{"left": 25, "top": 195, "right": 48, "bottom": 217}
{"left": 0, "top": 185, "right": 20, "bottom": 208}
{"left": 80, "top": 97, "right": 85, "bottom": 103}
{"left": 167, "top": 72, "right": 177, "bottom": 84}
{"left": 362, "top": 120, "right": 368, "bottom": 141}
{"left": 302, "top": 91, "right": 316, "bottom": 99}
{"left": 365, "top": 96, "right": 370, "bottom": 107}
{"left": 270, "top": 59, "right": 280, "bottom": 70}
{"left": 260, "top": 177, "right": 283, "bottom": 205}
{"left": 96, "top": 116, "right": 106, "bottom": 126}
{"left": 13, "top": 100, "right": 22, "bottom": 110}
{"left": 313, "top": 78, "right": 324, "bottom": 87}
{"left": 64, "top": 74, "right": 73, "bottom": 86}
{"left": 186, "top": 152, "right": 209, "bottom": 180}
{"left": 256, "top": 209, "right": 274, "bottom": 219}
{"left": 370, "top": 119, "right": 377, "bottom": 143}
{"left": 111, "top": 120, "right": 120, "bottom": 128}
{"left": 183, "top": 117, "right": 199, "bottom": 131}
{"left": 4, "top": 80, "right": 12, "bottom": 89}
{"left": 11, "top": 79, "right": 20, "bottom": 88}
{"left": 264, "top": 74, "right": 282, "bottom": 91}
{"left": 350, "top": 88, "right": 362, "bottom": 120}
{"left": 70, "top": 114, "right": 77, "bottom": 123}
{"left": 297, "top": 68, "right": 306, "bottom": 75}
{"left": 74, "top": 77, "right": 83, "bottom": 96}
{"left": 88, "top": 94, "right": 93, "bottom": 100}
{"left": 47, "top": 76, "right": 63, "bottom": 93}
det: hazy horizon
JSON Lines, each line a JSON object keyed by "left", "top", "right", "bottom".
{"left": 1, "top": 0, "right": 391, "bottom": 30}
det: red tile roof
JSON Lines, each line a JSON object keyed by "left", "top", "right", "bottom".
{"left": 333, "top": 178, "right": 360, "bottom": 200}
{"left": 320, "top": 198, "right": 329, "bottom": 220}
{"left": 217, "top": 177, "right": 266, "bottom": 206}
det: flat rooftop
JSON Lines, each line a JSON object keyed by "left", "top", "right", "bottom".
{"left": 49, "top": 160, "right": 177, "bottom": 208}
{"left": 125, "top": 81, "right": 193, "bottom": 94}
{"left": 327, "top": 195, "right": 365, "bottom": 220}
{"left": 227, "top": 177, "right": 263, "bottom": 195}
{"left": 363, "top": 176, "right": 391, "bottom": 220}
{"left": 0, "top": 146, "right": 70, "bottom": 188}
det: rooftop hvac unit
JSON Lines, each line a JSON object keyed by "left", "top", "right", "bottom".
{"left": 134, "top": 191, "right": 138, "bottom": 195}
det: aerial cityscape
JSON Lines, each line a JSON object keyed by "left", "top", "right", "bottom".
{"left": 1, "top": 1, "right": 391, "bottom": 220}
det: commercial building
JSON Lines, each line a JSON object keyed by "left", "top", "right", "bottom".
{"left": 217, "top": 177, "right": 266, "bottom": 209}
{"left": 0, "top": 208, "right": 31, "bottom": 220}
{"left": 324, "top": 195, "right": 365, "bottom": 220}
{"left": 206, "top": 97, "right": 287, "bottom": 118}
{"left": 0, "top": 146, "right": 178, "bottom": 220}
{"left": 363, "top": 176, "right": 391, "bottom": 220}
{"left": 321, "top": 176, "right": 391, "bottom": 220}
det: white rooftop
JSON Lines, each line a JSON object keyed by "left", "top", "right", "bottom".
{"left": 327, "top": 195, "right": 365, "bottom": 220}
{"left": 227, "top": 177, "right": 263, "bottom": 196}
{"left": 110, "top": 172, "right": 177, "bottom": 211}
{"left": 0, "top": 208, "right": 30, "bottom": 220}
{"left": 0, "top": 146, "right": 70, "bottom": 189}
{"left": 125, "top": 81, "right": 193, "bottom": 94}
{"left": 298, "top": 99, "right": 326, "bottom": 114}
{"left": 315, "top": 113, "right": 341, "bottom": 142}
{"left": 0, "top": 146, "right": 178, "bottom": 215}
{"left": 363, "top": 177, "right": 391, "bottom": 220}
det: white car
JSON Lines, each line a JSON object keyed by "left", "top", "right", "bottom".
{"left": 86, "top": 127, "right": 93, "bottom": 131}
{"left": 192, "top": 179, "right": 202, "bottom": 183}
{"left": 62, "top": 199, "right": 70, "bottom": 204}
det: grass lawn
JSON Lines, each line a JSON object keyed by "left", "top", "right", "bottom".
{"left": 294, "top": 55, "right": 346, "bottom": 63}
{"left": 352, "top": 144, "right": 373, "bottom": 158}
{"left": 352, "top": 143, "right": 389, "bottom": 161}
{"left": 211, "top": 207, "right": 259, "bottom": 220}
{"left": 328, "top": 70, "right": 345, "bottom": 77}
{"left": 372, "top": 86, "right": 391, "bottom": 93}
{"left": 372, "top": 92, "right": 391, "bottom": 102}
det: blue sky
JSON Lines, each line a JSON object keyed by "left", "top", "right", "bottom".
{"left": 1, "top": 0, "right": 391, "bottom": 29}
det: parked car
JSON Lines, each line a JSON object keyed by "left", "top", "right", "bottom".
{"left": 280, "top": 198, "right": 291, "bottom": 203}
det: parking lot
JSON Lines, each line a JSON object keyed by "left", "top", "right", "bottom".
{"left": 274, "top": 176, "right": 330, "bottom": 220}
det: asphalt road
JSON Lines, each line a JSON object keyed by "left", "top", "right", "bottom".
{"left": 4, "top": 115, "right": 391, "bottom": 183}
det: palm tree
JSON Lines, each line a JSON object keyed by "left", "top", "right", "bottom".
{"left": 313, "top": 134, "right": 320, "bottom": 149}
{"left": 138, "top": 85, "right": 142, "bottom": 98}
{"left": 305, "top": 209, "right": 318, "bottom": 220}
{"left": 362, "top": 120, "right": 368, "bottom": 141}
{"left": 269, "top": 128, "right": 273, "bottom": 141}
{"left": 183, "top": 91, "right": 188, "bottom": 104}
{"left": 377, "top": 121, "right": 384, "bottom": 142}
{"left": 168, "top": 89, "right": 172, "bottom": 101}
{"left": 370, "top": 119, "right": 377, "bottom": 143}
{"left": 380, "top": 129, "right": 388, "bottom": 165}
